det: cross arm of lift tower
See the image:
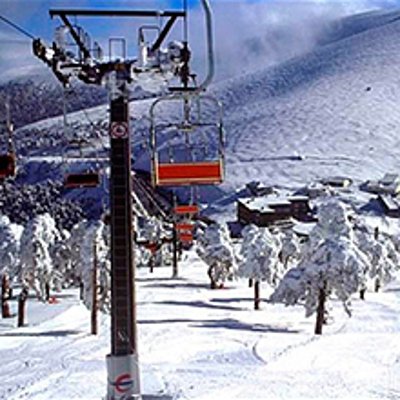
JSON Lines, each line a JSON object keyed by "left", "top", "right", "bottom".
{"left": 49, "top": 9, "right": 186, "bottom": 62}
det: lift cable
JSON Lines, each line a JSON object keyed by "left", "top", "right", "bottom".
{"left": 0, "top": 14, "right": 36, "bottom": 40}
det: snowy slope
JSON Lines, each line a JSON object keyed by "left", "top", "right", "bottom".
{"left": 1, "top": 254, "right": 400, "bottom": 400}
{"left": 213, "top": 9, "right": 400, "bottom": 192}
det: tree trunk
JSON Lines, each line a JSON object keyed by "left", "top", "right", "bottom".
{"left": 79, "top": 281, "right": 84, "bottom": 301}
{"left": 149, "top": 255, "right": 154, "bottom": 274}
{"left": 374, "top": 278, "right": 381, "bottom": 293}
{"left": 315, "top": 286, "right": 326, "bottom": 335}
{"left": 172, "top": 227, "right": 178, "bottom": 278}
{"left": 254, "top": 280, "right": 260, "bottom": 310}
{"left": 45, "top": 282, "right": 50, "bottom": 302}
{"left": 17, "top": 287, "right": 29, "bottom": 327}
{"left": 1, "top": 274, "right": 12, "bottom": 318}
{"left": 208, "top": 266, "right": 217, "bottom": 289}
{"left": 91, "top": 242, "right": 98, "bottom": 335}
{"left": 360, "top": 288, "right": 366, "bottom": 300}
{"left": 248, "top": 278, "right": 253, "bottom": 288}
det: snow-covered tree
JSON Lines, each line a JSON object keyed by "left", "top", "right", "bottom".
{"left": 51, "top": 229, "right": 73, "bottom": 290}
{"left": 354, "top": 224, "right": 399, "bottom": 294}
{"left": 19, "top": 213, "right": 61, "bottom": 301}
{"left": 78, "top": 220, "right": 111, "bottom": 314}
{"left": 279, "top": 230, "right": 301, "bottom": 269}
{"left": 196, "top": 223, "right": 236, "bottom": 289}
{"left": 271, "top": 200, "right": 369, "bottom": 334}
{"left": 136, "top": 217, "right": 169, "bottom": 272}
{"left": 0, "top": 215, "right": 23, "bottom": 278}
{"left": 237, "top": 225, "right": 282, "bottom": 309}
{"left": 0, "top": 215, "right": 23, "bottom": 318}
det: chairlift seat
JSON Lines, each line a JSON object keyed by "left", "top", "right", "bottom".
{"left": 178, "top": 231, "right": 193, "bottom": 243}
{"left": 64, "top": 172, "right": 100, "bottom": 188}
{"left": 0, "top": 154, "right": 16, "bottom": 179}
{"left": 174, "top": 204, "right": 199, "bottom": 215}
{"left": 155, "top": 160, "right": 223, "bottom": 186}
{"left": 175, "top": 223, "right": 194, "bottom": 231}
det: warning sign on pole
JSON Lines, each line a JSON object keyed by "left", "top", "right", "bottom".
{"left": 111, "top": 122, "right": 129, "bottom": 139}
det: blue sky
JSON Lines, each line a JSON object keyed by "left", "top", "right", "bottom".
{"left": 0, "top": 0, "right": 399, "bottom": 81}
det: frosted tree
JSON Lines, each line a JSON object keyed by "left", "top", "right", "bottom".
{"left": 19, "top": 213, "right": 61, "bottom": 302}
{"left": 354, "top": 224, "right": 399, "bottom": 295}
{"left": 237, "top": 225, "right": 282, "bottom": 309}
{"left": 279, "top": 230, "right": 301, "bottom": 269}
{"left": 271, "top": 200, "right": 369, "bottom": 334}
{"left": 78, "top": 220, "right": 111, "bottom": 315}
{"left": 51, "top": 229, "right": 73, "bottom": 291}
{"left": 196, "top": 223, "right": 236, "bottom": 289}
{"left": 0, "top": 216, "right": 23, "bottom": 318}
{"left": 136, "top": 217, "right": 167, "bottom": 272}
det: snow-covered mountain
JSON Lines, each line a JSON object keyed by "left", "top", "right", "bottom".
{"left": 213, "top": 8, "right": 400, "bottom": 192}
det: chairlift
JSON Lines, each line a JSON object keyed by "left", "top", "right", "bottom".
{"left": 150, "top": 93, "right": 224, "bottom": 187}
{"left": 175, "top": 222, "right": 194, "bottom": 231}
{"left": 0, "top": 153, "right": 16, "bottom": 179}
{"left": 174, "top": 204, "right": 199, "bottom": 215}
{"left": 62, "top": 89, "right": 106, "bottom": 189}
{"left": 62, "top": 139, "right": 104, "bottom": 189}
{"left": 178, "top": 231, "right": 193, "bottom": 243}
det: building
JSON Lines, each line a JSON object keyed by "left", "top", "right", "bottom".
{"left": 237, "top": 194, "right": 314, "bottom": 227}
{"left": 321, "top": 176, "right": 353, "bottom": 188}
{"left": 361, "top": 173, "right": 400, "bottom": 195}
{"left": 377, "top": 195, "right": 400, "bottom": 218}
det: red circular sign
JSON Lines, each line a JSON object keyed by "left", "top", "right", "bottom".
{"left": 115, "top": 373, "right": 134, "bottom": 394}
{"left": 111, "top": 122, "right": 128, "bottom": 139}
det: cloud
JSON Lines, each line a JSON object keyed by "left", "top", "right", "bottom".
{"left": 0, "top": 0, "right": 397, "bottom": 83}
{"left": 187, "top": 0, "right": 398, "bottom": 80}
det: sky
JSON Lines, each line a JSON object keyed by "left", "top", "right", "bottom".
{"left": 0, "top": 0, "right": 399, "bottom": 82}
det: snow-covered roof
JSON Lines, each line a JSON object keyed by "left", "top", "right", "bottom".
{"left": 379, "top": 195, "right": 400, "bottom": 211}
{"left": 293, "top": 221, "right": 317, "bottom": 237}
{"left": 238, "top": 198, "right": 275, "bottom": 212}
{"left": 239, "top": 194, "right": 309, "bottom": 212}
{"left": 381, "top": 173, "right": 399, "bottom": 185}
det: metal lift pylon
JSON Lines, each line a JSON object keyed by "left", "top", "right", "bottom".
{"left": 32, "top": 1, "right": 217, "bottom": 398}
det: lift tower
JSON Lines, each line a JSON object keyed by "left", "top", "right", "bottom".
{"left": 33, "top": 2, "right": 219, "bottom": 398}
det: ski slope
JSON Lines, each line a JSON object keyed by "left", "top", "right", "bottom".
{"left": 1, "top": 253, "right": 400, "bottom": 400}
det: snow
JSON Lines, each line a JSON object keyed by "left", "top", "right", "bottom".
{"left": 1, "top": 257, "right": 400, "bottom": 399}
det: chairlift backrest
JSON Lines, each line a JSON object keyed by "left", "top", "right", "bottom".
{"left": 174, "top": 204, "right": 199, "bottom": 215}
{"left": 0, "top": 154, "right": 16, "bottom": 179}
{"left": 175, "top": 222, "right": 194, "bottom": 231}
{"left": 178, "top": 231, "right": 193, "bottom": 243}
{"left": 64, "top": 172, "right": 100, "bottom": 189}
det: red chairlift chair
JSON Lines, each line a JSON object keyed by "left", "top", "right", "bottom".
{"left": 64, "top": 171, "right": 100, "bottom": 189}
{"left": 62, "top": 137, "right": 103, "bottom": 189}
{"left": 0, "top": 153, "right": 16, "bottom": 179}
{"left": 174, "top": 204, "right": 199, "bottom": 215}
{"left": 175, "top": 222, "right": 194, "bottom": 231}
{"left": 178, "top": 231, "right": 193, "bottom": 243}
{"left": 150, "top": 93, "right": 225, "bottom": 188}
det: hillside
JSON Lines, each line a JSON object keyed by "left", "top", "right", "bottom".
{"left": 211, "top": 8, "right": 400, "bottom": 192}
